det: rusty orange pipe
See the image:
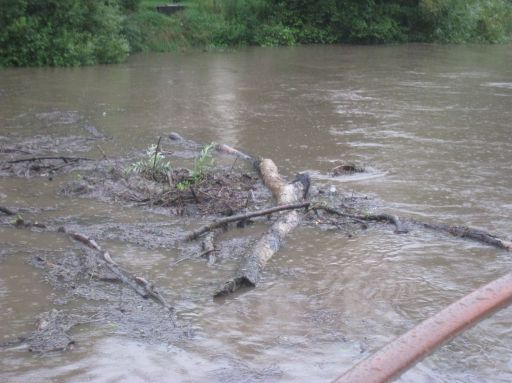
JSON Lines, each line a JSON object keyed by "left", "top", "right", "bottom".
{"left": 333, "top": 271, "right": 512, "bottom": 383}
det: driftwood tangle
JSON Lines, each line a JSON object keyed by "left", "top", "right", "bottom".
{"left": 214, "top": 159, "right": 310, "bottom": 297}
{"left": 172, "top": 133, "right": 511, "bottom": 298}
{"left": 169, "top": 133, "right": 312, "bottom": 296}
{"left": 2, "top": 131, "right": 511, "bottom": 370}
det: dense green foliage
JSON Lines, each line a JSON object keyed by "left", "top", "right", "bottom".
{"left": 1, "top": 0, "right": 511, "bottom": 67}
{"left": 124, "top": 0, "right": 512, "bottom": 50}
{"left": 0, "top": 0, "right": 133, "bottom": 66}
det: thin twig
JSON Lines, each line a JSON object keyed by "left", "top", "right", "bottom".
{"left": 96, "top": 144, "right": 107, "bottom": 159}
{"left": 152, "top": 136, "right": 162, "bottom": 173}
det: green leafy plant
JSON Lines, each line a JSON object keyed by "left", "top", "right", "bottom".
{"left": 11, "top": 213, "right": 23, "bottom": 226}
{"left": 191, "top": 142, "right": 215, "bottom": 180}
{"left": 176, "top": 179, "right": 193, "bottom": 191}
{"left": 175, "top": 142, "right": 215, "bottom": 191}
{"left": 126, "top": 144, "right": 171, "bottom": 180}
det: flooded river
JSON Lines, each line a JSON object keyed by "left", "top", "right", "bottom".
{"left": 1, "top": 44, "right": 512, "bottom": 382}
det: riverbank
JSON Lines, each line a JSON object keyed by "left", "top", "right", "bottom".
{"left": 1, "top": 0, "right": 511, "bottom": 67}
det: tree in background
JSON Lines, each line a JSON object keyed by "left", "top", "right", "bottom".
{"left": 1, "top": 0, "right": 511, "bottom": 67}
{"left": 0, "top": 0, "right": 134, "bottom": 66}
{"left": 418, "top": 0, "right": 512, "bottom": 43}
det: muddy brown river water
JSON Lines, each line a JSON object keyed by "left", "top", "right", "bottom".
{"left": 1, "top": 44, "right": 512, "bottom": 382}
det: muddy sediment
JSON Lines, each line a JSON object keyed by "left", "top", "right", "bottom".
{"left": 0, "top": 132, "right": 103, "bottom": 177}
{"left": 0, "top": 131, "right": 378, "bottom": 354}
{"left": 5, "top": 243, "right": 188, "bottom": 353}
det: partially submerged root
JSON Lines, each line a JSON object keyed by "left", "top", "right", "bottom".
{"left": 200, "top": 230, "right": 218, "bottom": 264}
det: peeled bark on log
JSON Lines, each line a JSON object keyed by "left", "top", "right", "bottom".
{"left": 333, "top": 271, "right": 512, "bottom": 383}
{"left": 214, "top": 160, "right": 310, "bottom": 297}
{"left": 169, "top": 132, "right": 258, "bottom": 173}
{"left": 215, "top": 143, "right": 256, "bottom": 164}
{"left": 200, "top": 230, "right": 218, "bottom": 264}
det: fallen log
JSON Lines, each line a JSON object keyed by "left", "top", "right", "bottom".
{"left": 332, "top": 270, "right": 512, "bottom": 383}
{"left": 214, "top": 161, "right": 310, "bottom": 297}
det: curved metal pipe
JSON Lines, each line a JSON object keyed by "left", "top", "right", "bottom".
{"left": 333, "top": 271, "right": 512, "bottom": 383}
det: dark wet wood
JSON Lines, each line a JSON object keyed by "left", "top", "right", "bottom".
{"left": 412, "top": 220, "right": 512, "bottom": 251}
{"left": 186, "top": 202, "right": 311, "bottom": 240}
{"left": 7, "top": 156, "right": 94, "bottom": 163}
{"left": 317, "top": 205, "right": 409, "bottom": 234}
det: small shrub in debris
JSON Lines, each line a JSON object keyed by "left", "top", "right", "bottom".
{"left": 126, "top": 144, "right": 172, "bottom": 181}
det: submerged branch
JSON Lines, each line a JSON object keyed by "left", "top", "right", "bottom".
{"left": 316, "top": 205, "right": 409, "bottom": 234}
{"left": 64, "top": 229, "right": 173, "bottom": 311}
{"left": 412, "top": 220, "right": 512, "bottom": 251}
{"left": 8, "top": 217, "right": 173, "bottom": 312}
